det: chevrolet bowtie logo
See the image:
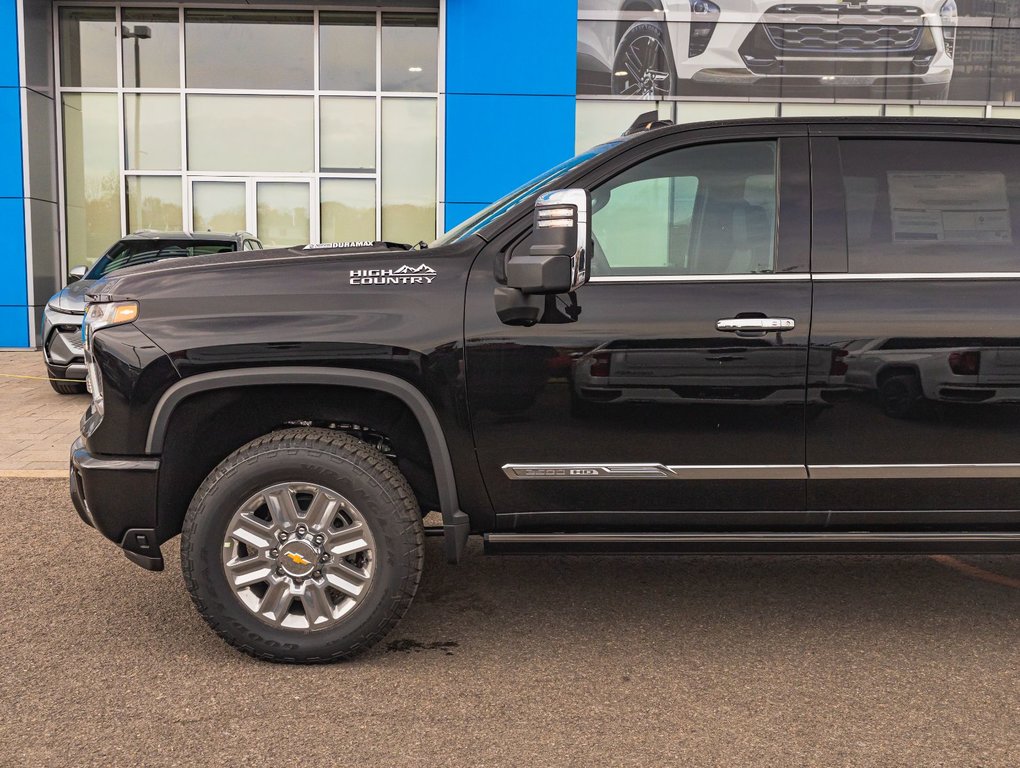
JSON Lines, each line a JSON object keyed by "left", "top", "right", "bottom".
{"left": 283, "top": 552, "right": 312, "bottom": 567}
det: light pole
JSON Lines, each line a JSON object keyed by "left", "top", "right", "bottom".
{"left": 121, "top": 25, "right": 151, "bottom": 171}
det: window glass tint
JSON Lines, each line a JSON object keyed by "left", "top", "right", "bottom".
{"left": 62, "top": 93, "right": 121, "bottom": 271}
{"left": 59, "top": 7, "right": 117, "bottom": 87}
{"left": 184, "top": 10, "right": 313, "bottom": 89}
{"left": 381, "top": 98, "right": 436, "bottom": 243}
{"left": 381, "top": 13, "right": 438, "bottom": 92}
{"left": 87, "top": 239, "right": 234, "bottom": 278}
{"left": 125, "top": 94, "right": 181, "bottom": 170}
{"left": 122, "top": 8, "right": 180, "bottom": 88}
{"left": 187, "top": 95, "right": 313, "bottom": 172}
{"left": 125, "top": 176, "right": 183, "bottom": 232}
{"left": 591, "top": 141, "right": 778, "bottom": 277}
{"left": 841, "top": 140, "right": 1020, "bottom": 273}
{"left": 320, "top": 12, "right": 376, "bottom": 91}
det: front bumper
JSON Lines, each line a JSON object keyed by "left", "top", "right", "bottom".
{"left": 70, "top": 437, "right": 164, "bottom": 571}
{"left": 42, "top": 307, "right": 87, "bottom": 379}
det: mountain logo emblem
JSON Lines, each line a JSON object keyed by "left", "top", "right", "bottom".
{"left": 349, "top": 263, "right": 438, "bottom": 286}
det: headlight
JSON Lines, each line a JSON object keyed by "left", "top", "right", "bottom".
{"left": 83, "top": 300, "right": 138, "bottom": 347}
{"left": 939, "top": 0, "right": 957, "bottom": 58}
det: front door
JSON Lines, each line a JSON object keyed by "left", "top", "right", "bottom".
{"left": 465, "top": 131, "right": 816, "bottom": 530}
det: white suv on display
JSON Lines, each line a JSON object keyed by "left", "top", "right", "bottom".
{"left": 578, "top": 0, "right": 957, "bottom": 99}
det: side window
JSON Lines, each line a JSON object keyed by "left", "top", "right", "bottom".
{"left": 590, "top": 141, "right": 778, "bottom": 277}
{"left": 840, "top": 140, "right": 1020, "bottom": 274}
{"left": 243, "top": 239, "right": 260, "bottom": 251}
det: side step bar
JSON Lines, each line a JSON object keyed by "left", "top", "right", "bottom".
{"left": 483, "top": 531, "right": 1020, "bottom": 555}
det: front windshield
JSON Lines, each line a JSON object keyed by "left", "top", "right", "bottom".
{"left": 86, "top": 240, "right": 235, "bottom": 279}
{"left": 430, "top": 139, "right": 624, "bottom": 247}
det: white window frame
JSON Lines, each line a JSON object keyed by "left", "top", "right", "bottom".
{"left": 53, "top": 1, "right": 445, "bottom": 283}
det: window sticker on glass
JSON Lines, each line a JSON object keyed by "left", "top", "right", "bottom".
{"left": 887, "top": 172, "right": 1012, "bottom": 244}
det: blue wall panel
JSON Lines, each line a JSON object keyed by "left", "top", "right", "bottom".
{"left": 0, "top": 85, "right": 23, "bottom": 198}
{"left": 444, "top": 0, "right": 578, "bottom": 229}
{"left": 0, "top": 0, "right": 18, "bottom": 88}
{"left": 445, "top": 0, "right": 577, "bottom": 97}
{"left": 0, "top": 0, "right": 27, "bottom": 347}
{"left": 445, "top": 94, "right": 575, "bottom": 207}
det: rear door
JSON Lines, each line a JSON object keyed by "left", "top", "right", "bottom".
{"left": 807, "top": 126, "right": 1020, "bottom": 528}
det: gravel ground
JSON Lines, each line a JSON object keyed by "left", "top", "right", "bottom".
{"left": 2, "top": 477, "right": 1018, "bottom": 767}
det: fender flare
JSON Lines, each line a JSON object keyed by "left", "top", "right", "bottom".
{"left": 145, "top": 366, "right": 470, "bottom": 563}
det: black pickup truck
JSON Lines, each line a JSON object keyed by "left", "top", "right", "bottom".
{"left": 72, "top": 116, "right": 1020, "bottom": 662}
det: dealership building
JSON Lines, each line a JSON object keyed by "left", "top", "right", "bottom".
{"left": 1, "top": 0, "right": 1019, "bottom": 348}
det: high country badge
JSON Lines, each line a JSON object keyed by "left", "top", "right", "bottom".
{"left": 350, "top": 264, "right": 437, "bottom": 285}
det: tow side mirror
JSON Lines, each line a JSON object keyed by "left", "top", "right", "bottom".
{"left": 67, "top": 265, "right": 87, "bottom": 285}
{"left": 507, "top": 189, "right": 591, "bottom": 294}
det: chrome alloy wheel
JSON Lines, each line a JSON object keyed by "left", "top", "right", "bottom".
{"left": 221, "top": 482, "right": 376, "bottom": 630}
{"left": 612, "top": 31, "right": 672, "bottom": 97}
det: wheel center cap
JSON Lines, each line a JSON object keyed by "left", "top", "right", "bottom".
{"left": 278, "top": 540, "right": 318, "bottom": 578}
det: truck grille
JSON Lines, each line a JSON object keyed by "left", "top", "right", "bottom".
{"left": 763, "top": 5, "right": 925, "bottom": 54}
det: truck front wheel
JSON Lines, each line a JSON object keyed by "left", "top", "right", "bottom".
{"left": 181, "top": 427, "right": 424, "bottom": 663}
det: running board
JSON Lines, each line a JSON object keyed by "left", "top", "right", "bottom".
{"left": 483, "top": 531, "right": 1020, "bottom": 555}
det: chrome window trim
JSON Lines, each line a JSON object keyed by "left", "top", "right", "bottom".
{"left": 812, "top": 273, "right": 1020, "bottom": 280}
{"left": 588, "top": 273, "right": 809, "bottom": 284}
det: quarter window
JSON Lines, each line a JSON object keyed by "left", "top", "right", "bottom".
{"left": 590, "top": 141, "right": 778, "bottom": 277}
{"left": 840, "top": 140, "right": 1020, "bottom": 273}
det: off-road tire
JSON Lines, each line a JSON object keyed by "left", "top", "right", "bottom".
{"left": 181, "top": 427, "right": 424, "bottom": 663}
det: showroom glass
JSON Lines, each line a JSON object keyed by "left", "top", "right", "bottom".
{"left": 381, "top": 13, "right": 439, "bottom": 92}
{"left": 126, "top": 176, "right": 183, "bottom": 232}
{"left": 125, "top": 94, "right": 181, "bottom": 170}
{"left": 319, "top": 12, "right": 376, "bottom": 91}
{"left": 184, "top": 10, "right": 313, "bottom": 90}
{"left": 59, "top": 7, "right": 117, "bottom": 87}
{"left": 122, "top": 8, "right": 179, "bottom": 88}
{"left": 57, "top": 5, "right": 439, "bottom": 268}
{"left": 257, "top": 183, "right": 311, "bottom": 247}
{"left": 187, "top": 95, "right": 314, "bottom": 173}
{"left": 321, "top": 98, "right": 375, "bottom": 173}
{"left": 322, "top": 179, "right": 376, "bottom": 243}
{"left": 192, "top": 181, "right": 246, "bottom": 234}
{"left": 591, "top": 142, "right": 778, "bottom": 277}
{"left": 381, "top": 98, "right": 437, "bottom": 244}
{"left": 61, "top": 93, "right": 121, "bottom": 270}
{"left": 841, "top": 140, "right": 1020, "bottom": 273}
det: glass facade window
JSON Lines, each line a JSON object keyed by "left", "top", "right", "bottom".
{"left": 381, "top": 98, "right": 437, "bottom": 244}
{"left": 61, "top": 93, "right": 121, "bottom": 270}
{"left": 126, "top": 176, "right": 183, "bottom": 232}
{"left": 59, "top": 7, "right": 117, "bottom": 88}
{"left": 257, "top": 182, "right": 310, "bottom": 247}
{"left": 124, "top": 94, "right": 181, "bottom": 171}
{"left": 320, "top": 12, "right": 376, "bottom": 92}
{"left": 187, "top": 95, "right": 314, "bottom": 173}
{"left": 193, "top": 181, "right": 246, "bottom": 234}
{"left": 321, "top": 179, "right": 376, "bottom": 243}
{"left": 57, "top": 5, "right": 441, "bottom": 270}
{"left": 184, "top": 10, "right": 314, "bottom": 90}
{"left": 122, "top": 8, "right": 180, "bottom": 88}
{"left": 320, "top": 98, "right": 376, "bottom": 173}
{"left": 381, "top": 13, "right": 439, "bottom": 92}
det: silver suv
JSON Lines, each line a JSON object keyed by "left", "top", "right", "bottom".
{"left": 42, "top": 231, "right": 261, "bottom": 394}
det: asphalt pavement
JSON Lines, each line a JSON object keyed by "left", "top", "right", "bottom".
{"left": 2, "top": 477, "right": 1018, "bottom": 767}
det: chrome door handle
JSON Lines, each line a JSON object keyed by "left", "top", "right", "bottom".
{"left": 716, "top": 317, "right": 795, "bottom": 333}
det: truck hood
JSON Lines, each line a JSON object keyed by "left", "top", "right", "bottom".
{"left": 47, "top": 278, "right": 97, "bottom": 314}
